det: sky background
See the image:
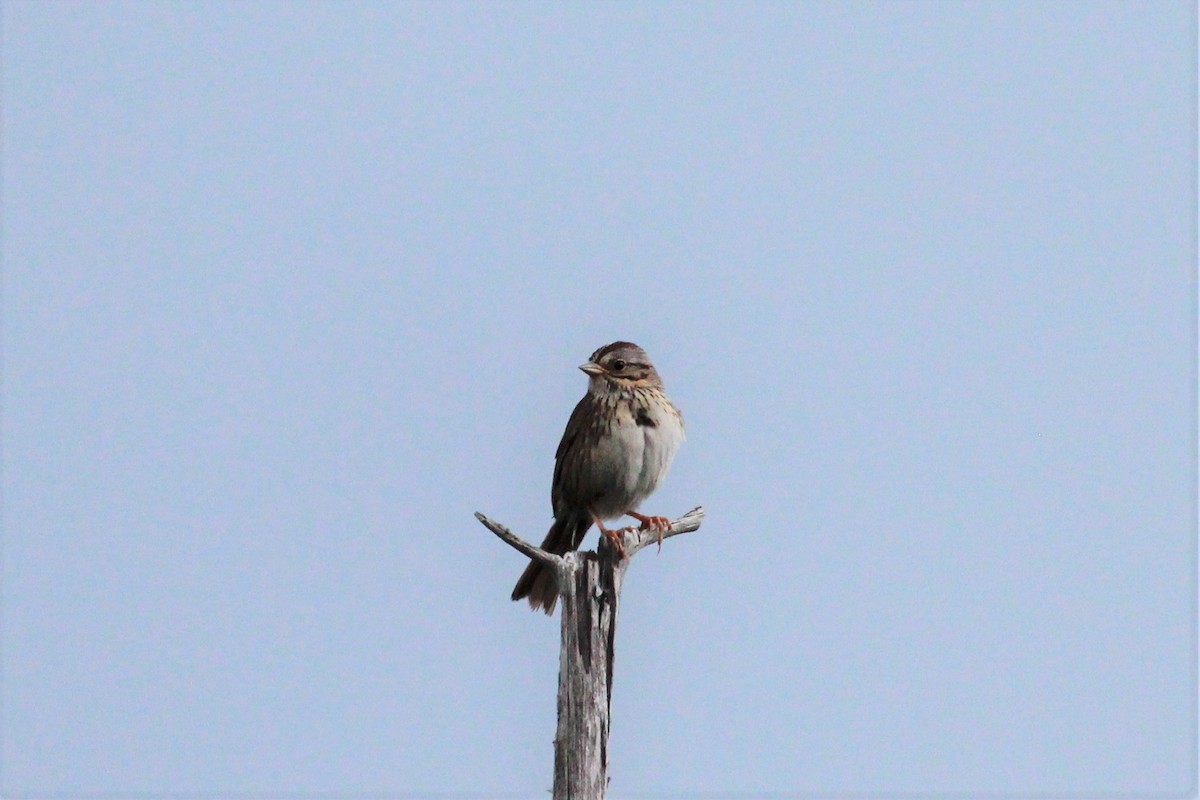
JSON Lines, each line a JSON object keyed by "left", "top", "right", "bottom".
{"left": 2, "top": 2, "right": 1195, "bottom": 797}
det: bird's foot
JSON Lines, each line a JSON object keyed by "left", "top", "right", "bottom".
{"left": 603, "top": 527, "right": 630, "bottom": 560}
{"left": 626, "top": 510, "right": 671, "bottom": 553}
{"left": 593, "top": 514, "right": 630, "bottom": 560}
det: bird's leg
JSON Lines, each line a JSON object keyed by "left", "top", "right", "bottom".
{"left": 626, "top": 510, "right": 671, "bottom": 552}
{"left": 592, "top": 512, "right": 629, "bottom": 560}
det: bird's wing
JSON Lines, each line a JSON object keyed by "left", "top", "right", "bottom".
{"left": 551, "top": 393, "right": 595, "bottom": 515}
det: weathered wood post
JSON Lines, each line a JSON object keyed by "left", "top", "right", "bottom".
{"left": 476, "top": 507, "right": 705, "bottom": 800}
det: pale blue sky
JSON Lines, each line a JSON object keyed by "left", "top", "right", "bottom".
{"left": 3, "top": 2, "right": 1195, "bottom": 797}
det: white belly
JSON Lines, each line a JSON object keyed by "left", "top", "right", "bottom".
{"left": 589, "top": 399, "right": 684, "bottom": 520}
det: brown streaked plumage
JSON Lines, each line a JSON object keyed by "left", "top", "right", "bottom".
{"left": 511, "top": 342, "right": 685, "bottom": 614}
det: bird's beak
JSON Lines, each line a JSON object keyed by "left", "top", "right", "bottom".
{"left": 579, "top": 361, "right": 605, "bottom": 376}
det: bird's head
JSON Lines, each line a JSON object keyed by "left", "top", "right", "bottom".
{"left": 579, "top": 341, "right": 664, "bottom": 391}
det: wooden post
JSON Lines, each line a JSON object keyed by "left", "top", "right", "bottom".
{"left": 476, "top": 507, "right": 705, "bottom": 800}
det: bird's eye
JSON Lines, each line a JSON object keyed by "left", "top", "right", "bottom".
{"left": 611, "top": 359, "right": 626, "bottom": 371}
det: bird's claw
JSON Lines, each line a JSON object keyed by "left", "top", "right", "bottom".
{"left": 625, "top": 511, "right": 671, "bottom": 553}
{"left": 602, "top": 526, "right": 630, "bottom": 560}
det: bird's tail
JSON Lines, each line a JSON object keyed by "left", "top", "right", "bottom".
{"left": 511, "top": 511, "right": 593, "bottom": 615}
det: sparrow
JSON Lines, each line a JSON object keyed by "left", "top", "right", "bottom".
{"left": 511, "top": 342, "right": 685, "bottom": 614}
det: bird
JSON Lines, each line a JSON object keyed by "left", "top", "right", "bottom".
{"left": 512, "top": 341, "right": 685, "bottom": 614}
